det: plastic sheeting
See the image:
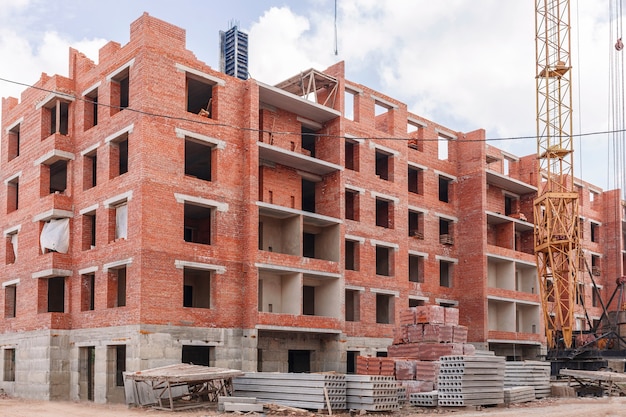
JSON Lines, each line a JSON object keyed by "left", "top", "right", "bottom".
{"left": 116, "top": 204, "right": 128, "bottom": 239}
{"left": 40, "top": 218, "right": 70, "bottom": 253}
{"left": 10, "top": 233, "right": 17, "bottom": 260}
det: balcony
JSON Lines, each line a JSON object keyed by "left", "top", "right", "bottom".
{"left": 257, "top": 141, "right": 342, "bottom": 176}
{"left": 409, "top": 230, "right": 424, "bottom": 239}
{"left": 486, "top": 169, "right": 537, "bottom": 195}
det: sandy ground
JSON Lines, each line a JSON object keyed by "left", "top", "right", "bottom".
{"left": 3, "top": 396, "right": 626, "bottom": 417}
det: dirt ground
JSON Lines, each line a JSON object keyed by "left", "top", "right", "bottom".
{"left": 3, "top": 395, "right": 626, "bottom": 417}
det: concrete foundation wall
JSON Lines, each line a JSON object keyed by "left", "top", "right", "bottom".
{"left": 0, "top": 325, "right": 249, "bottom": 403}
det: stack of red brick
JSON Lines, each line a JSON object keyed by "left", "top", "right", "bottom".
{"left": 384, "top": 305, "right": 475, "bottom": 395}
{"left": 356, "top": 355, "right": 396, "bottom": 376}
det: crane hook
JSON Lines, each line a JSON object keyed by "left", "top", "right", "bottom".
{"left": 616, "top": 38, "right": 624, "bottom": 51}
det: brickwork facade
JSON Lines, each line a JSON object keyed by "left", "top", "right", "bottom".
{"left": 0, "top": 13, "right": 623, "bottom": 402}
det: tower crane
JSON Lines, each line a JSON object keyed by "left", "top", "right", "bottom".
{"left": 534, "top": 0, "right": 580, "bottom": 351}
{"left": 534, "top": 1, "right": 626, "bottom": 371}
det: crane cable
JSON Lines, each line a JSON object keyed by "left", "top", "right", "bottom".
{"left": 609, "top": 0, "right": 626, "bottom": 199}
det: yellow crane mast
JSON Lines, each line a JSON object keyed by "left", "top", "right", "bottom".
{"left": 534, "top": 0, "right": 581, "bottom": 349}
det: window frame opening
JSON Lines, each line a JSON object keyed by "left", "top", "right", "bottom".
{"left": 375, "top": 293, "right": 395, "bottom": 324}
{"left": 185, "top": 138, "right": 213, "bottom": 181}
{"left": 186, "top": 75, "right": 214, "bottom": 117}
{"left": 183, "top": 267, "right": 212, "bottom": 309}
{"left": 184, "top": 203, "right": 213, "bottom": 245}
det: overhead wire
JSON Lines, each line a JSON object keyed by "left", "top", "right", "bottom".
{"left": 0, "top": 74, "right": 625, "bottom": 145}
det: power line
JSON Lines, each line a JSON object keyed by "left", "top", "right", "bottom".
{"left": 0, "top": 75, "right": 622, "bottom": 144}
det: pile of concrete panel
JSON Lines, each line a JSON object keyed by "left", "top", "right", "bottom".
{"left": 409, "top": 390, "right": 438, "bottom": 407}
{"left": 437, "top": 355, "right": 505, "bottom": 407}
{"left": 504, "top": 360, "right": 551, "bottom": 398}
{"left": 345, "top": 375, "right": 399, "bottom": 412}
{"left": 233, "top": 372, "right": 346, "bottom": 411}
{"left": 503, "top": 386, "right": 536, "bottom": 404}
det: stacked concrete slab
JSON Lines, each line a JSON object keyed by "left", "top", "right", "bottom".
{"left": 503, "top": 386, "right": 535, "bottom": 404}
{"left": 504, "top": 361, "right": 551, "bottom": 398}
{"left": 345, "top": 375, "right": 399, "bottom": 411}
{"left": 437, "top": 355, "right": 505, "bottom": 407}
{"left": 233, "top": 373, "right": 346, "bottom": 411}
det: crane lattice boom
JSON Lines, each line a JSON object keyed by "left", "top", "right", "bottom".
{"left": 534, "top": 0, "right": 581, "bottom": 349}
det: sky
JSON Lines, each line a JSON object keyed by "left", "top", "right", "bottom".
{"left": 0, "top": 0, "right": 622, "bottom": 190}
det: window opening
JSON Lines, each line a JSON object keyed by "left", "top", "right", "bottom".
{"left": 110, "top": 69, "right": 129, "bottom": 116}
{"left": 183, "top": 268, "right": 211, "bottom": 309}
{"left": 115, "top": 345, "right": 126, "bottom": 387}
{"left": 185, "top": 139, "right": 212, "bottom": 181}
{"left": 345, "top": 189, "right": 359, "bottom": 221}
{"left": 83, "top": 151, "right": 97, "bottom": 190}
{"left": 303, "top": 285, "right": 315, "bottom": 315}
{"left": 184, "top": 203, "right": 212, "bottom": 245}
{"left": 376, "top": 293, "right": 394, "bottom": 324}
{"left": 591, "top": 222, "right": 600, "bottom": 243}
{"left": 303, "top": 232, "right": 316, "bottom": 258}
{"left": 345, "top": 240, "right": 358, "bottom": 271}
{"left": 182, "top": 345, "right": 213, "bottom": 366}
{"left": 439, "top": 218, "right": 453, "bottom": 245}
{"left": 345, "top": 140, "right": 359, "bottom": 171}
{"left": 47, "top": 276, "right": 65, "bottom": 312}
{"left": 7, "top": 177, "right": 18, "bottom": 213}
{"left": 84, "top": 88, "right": 98, "bottom": 129}
{"left": 114, "top": 203, "right": 128, "bottom": 241}
{"left": 344, "top": 90, "right": 355, "bottom": 121}
{"left": 409, "top": 211, "right": 424, "bottom": 239}
{"left": 49, "top": 101, "right": 69, "bottom": 136}
{"left": 376, "top": 198, "right": 392, "bottom": 228}
{"left": 438, "top": 134, "right": 449, "bottom": 160}
{"left": 3, "top": 348, "right": 15, "bottom": 382}
{"left": 109, "top": 134, "right": 129, "bottom": 178}
{"left": 4, "top": 284, "right": 17, "bottom": 318}
{"left": 186, "top": 76, "right": 213, "bottom": 117}
{"left": 376, "top": 246, "right": 392, "bottom": 276}
{"left": 409, "top": 298, "right": 425, "bottom": 308}
{"left": 440, "top": 261, "right": 453, "bottom": 287}
{"left": 408, "top": 167, "right": 422, "bottom": 194}
{"left": 107, "top": 266, "right": 126, "bottom": 308}
{"left": 302, "top": 179, "right": 316, "bottom": 213}
{"left": 81, "top": 274, "right": 95, "bottom": 311}
{"left": 409, "top": 254, "right": 424, "bottom": 283}
{"left": 375, "top": 151, "right": 391, "bottom": 181}
{"left": 288, "top": 350, "right": 311, "bottom": 373}
{"left": 505, "top": 195, "right": 514, "bottom": 216}
{"left": 49, "top": 160, "right": 67, "bottom": 194}
{"left": 8, "top": 123, "right": 20, "bottom": 160}
{"left": 82, "top": 213, "right": 96, "bottom": 250}
{"left": 345, "top": 289, "right": 360, "bottom": 321}
{"left": 301, "top": 127, "right": 316, "bottom": 157}
{"left": 439, "top": 176, "right": 451, "bottom": 202}
{"left": 6, "top": 232, "right": 17, "bottom": 264}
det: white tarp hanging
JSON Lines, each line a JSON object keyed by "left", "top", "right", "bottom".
{"left": 116, "top": 204, "right": 128, "bottom": 240}
{"left": 10, "top": 233, "right": 17, "bottom": 260}
{"left": 40, "top": 218, "right": 70, "bottom": 253}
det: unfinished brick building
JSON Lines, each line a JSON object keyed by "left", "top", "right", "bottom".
{"left": 0, "top": 13, "right": 624, "bottom": 402}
